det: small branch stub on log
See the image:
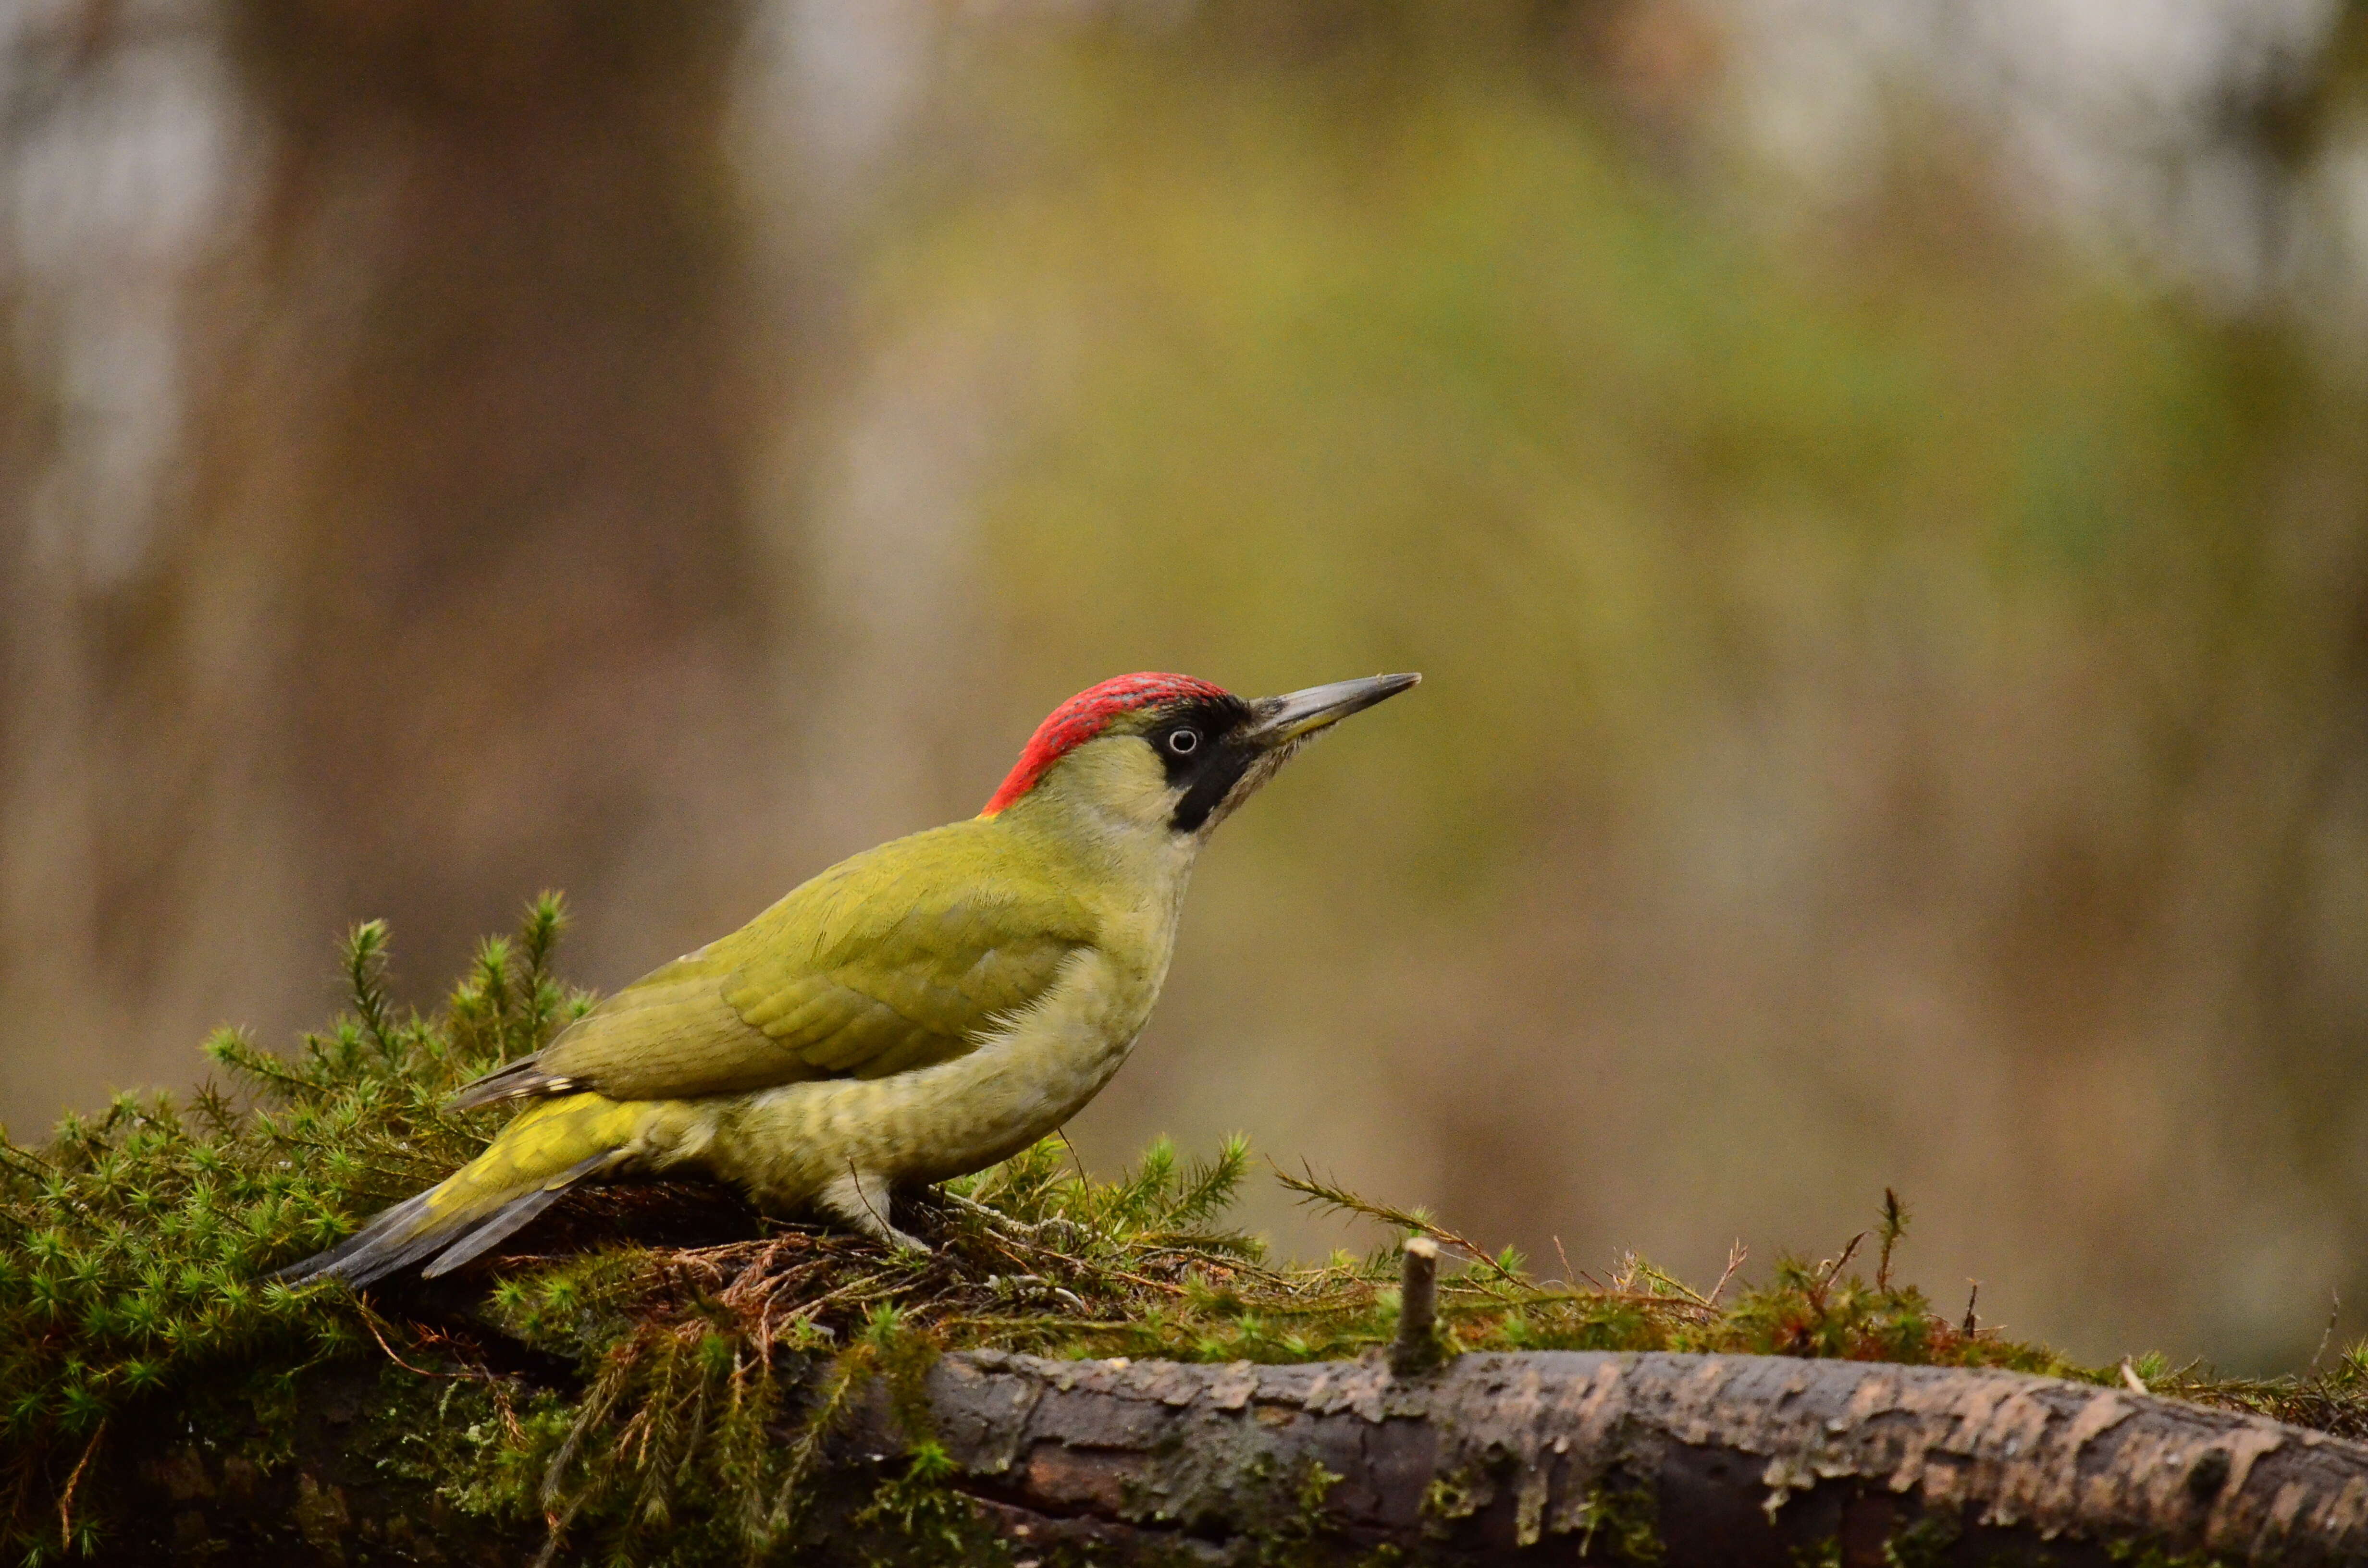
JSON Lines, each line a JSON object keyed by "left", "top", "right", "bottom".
{"left": 1391, "top": 1234, "right": 1444, "bottom": 1376}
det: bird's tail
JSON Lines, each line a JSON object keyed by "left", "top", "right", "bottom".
{"left": 275, "top": 1093, "right": 656, "bottom": 1287}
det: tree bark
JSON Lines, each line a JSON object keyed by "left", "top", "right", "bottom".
{"left": 851, "top": 1349, "right": 2368, "bottom": 1565}
{"left": 98, "top": 1348, "right": 2368, "bottom": 1564}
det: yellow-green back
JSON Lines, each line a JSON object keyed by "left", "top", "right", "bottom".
{"left": 533, "top": 817, "right": 1099, "bottom": 1100}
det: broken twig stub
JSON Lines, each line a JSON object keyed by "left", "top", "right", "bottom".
{"left": 1390, "top": 1234, "right": 1444, "bottom": 1376}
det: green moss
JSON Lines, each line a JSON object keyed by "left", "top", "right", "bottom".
{"left": 1884, "top": 1514, "right": 1961, "bottom": 1567}
{"left": 2, "top": 902, "right": 2364, "bottom": 1564}
{"left": 2102, "top": 1540, "right": 2238, "bottom": 1568}
{"left": 0, "top": 903, "right": 569, "bottom": 1557}
{"left": 1243, "top": 1458, "right": 1345, "bottom": 1567}
{"left": 1566, "top": 1476, "right": 1664, "bottom": 1565}
{"left": 850, "top": 1442, "right": 1011, "bottom": 1568}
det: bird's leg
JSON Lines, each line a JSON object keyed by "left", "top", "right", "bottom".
{"left": 820, "top": 1165, "right": 928, "bottom": 1252}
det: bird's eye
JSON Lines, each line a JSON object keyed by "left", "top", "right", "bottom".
{"left": 1165, "top": 727, "right": 1200, "bottom": 756}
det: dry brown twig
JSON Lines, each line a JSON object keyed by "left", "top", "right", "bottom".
{"left": 1707, "top": 1239, "right": 1748, "bottom": 1307}
{"left": 55, "top": 1422, "right": 102, "bottom": 1548}
{"left": 355, "top": 1298, "right": 464, "bottom": 1380}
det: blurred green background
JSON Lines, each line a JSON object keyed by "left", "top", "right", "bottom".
{"left": 10, "top": 0, "right": 2368, "bottom": 1369}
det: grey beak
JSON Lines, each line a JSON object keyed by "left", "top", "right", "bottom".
{"left": 1247, "top": 673, "right": 1422, "bottom": 745}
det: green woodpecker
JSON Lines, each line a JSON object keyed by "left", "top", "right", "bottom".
{"left": 280, "top": 671, "right": 1418, "bottom": 1284}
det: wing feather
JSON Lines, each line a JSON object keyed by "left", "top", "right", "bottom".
{"left": 515, "top": 821, "right": 1096, "bottom": 1102}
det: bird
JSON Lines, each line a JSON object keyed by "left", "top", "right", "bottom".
{"left": 277, "top": 670, "right": 1419, "bottom": 1285}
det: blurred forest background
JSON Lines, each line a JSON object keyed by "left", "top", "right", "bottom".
{"left": 9, "top": 0, "right": 2368, "bottom": 1371}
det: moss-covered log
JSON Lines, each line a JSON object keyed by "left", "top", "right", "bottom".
{"left": 24, "top": 912, "right": 2368, "bottom": 1564}
{"left": 85, "top": 1346, "right": 2368, "bottom": 1564}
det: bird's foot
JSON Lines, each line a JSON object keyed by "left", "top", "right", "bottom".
{"left": 820, "top": 1167, "right": 930, "bottom": 1254}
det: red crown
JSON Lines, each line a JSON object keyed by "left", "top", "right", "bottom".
{"left": 983, "top": 673, "right": 1233, "bottom": 815}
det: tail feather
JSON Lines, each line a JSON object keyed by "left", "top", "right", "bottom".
{"left": 419, "top": 1152, "right": 610, "bottom": 1278}
{"left": 274, "top": 1094, "right": 645, "bottom": 1286}
{"left": 271, "top": 1189, "right": 437, "bottom": 1285}
{"left": 336, "top": 1201, "right": 479, "bottom": 1288}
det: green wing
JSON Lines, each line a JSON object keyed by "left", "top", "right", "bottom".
{"left": 531, "top": 821, "right": 1097, "bottom": 1102}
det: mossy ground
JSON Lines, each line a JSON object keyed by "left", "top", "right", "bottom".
{"left": 2, "top": 901, "right": 2362, "bottom": 1564}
